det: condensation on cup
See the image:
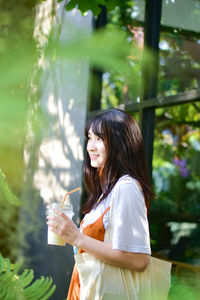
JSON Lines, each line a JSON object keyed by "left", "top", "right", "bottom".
{"left": 47, "top": 202, "right": 74, "bottom": 246}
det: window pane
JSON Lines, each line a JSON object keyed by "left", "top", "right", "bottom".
{"left": 158, "top": 0, "right": 200, "bottom": 96}
{"left": 101, "top": 2, "right": 145, "bottom": 109}
{"left": 131, "top": 0, "right": 145, "bottom": 22}
{"left": 161, "top": 0, "right": 200, "bottom": 33}
{"left": 158, "top": 32, "right": 200, "bottom": 96}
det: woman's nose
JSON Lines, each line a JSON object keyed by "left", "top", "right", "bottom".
{"left": 87, "top": 140, "right": 96, "bottom": 151}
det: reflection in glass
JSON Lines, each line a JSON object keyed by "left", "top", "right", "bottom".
{"left": 159, "top": 0, "right": 200, "bottom": 96}
{"left": 100, "top": 2, "right": 145, "bottom": 109}
{"left": 158, "top": 31, "right": 200, "bottom": 96}
{"left": 162, "top": 0, "right": 200, "bottom": 33}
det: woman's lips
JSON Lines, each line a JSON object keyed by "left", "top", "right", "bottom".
{"left": 89, "top": 155, "right": 99, "bottom": 159}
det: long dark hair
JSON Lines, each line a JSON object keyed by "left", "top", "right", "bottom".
{"left": 82, "top": 109, "right": 153, "bottom": 214}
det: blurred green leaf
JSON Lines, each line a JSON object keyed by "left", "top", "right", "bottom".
{"left": 64, "top": 0, "right": 131, "bottom": 16}
{"left": 0, "top": 169, "right": 22, "bottom": 206}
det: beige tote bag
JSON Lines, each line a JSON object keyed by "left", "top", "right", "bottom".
{"left": 75, "top": 197, "right": 172, "bottom": 300}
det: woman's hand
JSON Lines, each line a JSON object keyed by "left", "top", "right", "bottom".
{"left": 47, "top": 210, "right": 82, "bottom": 246}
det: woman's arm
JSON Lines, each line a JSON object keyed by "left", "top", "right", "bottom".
{"left": 76, "top": 232, "right": 150, "bottom": 272}
{"left": 47, "top": 211, "right": 150, "bottom": 272}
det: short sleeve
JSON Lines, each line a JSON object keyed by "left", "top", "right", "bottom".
{"left": 111, "top": 179, "right": 151, "bottom": 254}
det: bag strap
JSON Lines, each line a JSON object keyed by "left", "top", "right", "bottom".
{"left": 104, "top": 190, "right": 115, "bottom": 243}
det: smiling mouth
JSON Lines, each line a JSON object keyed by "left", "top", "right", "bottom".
{"left": 90, "top": 155, "right": 99, "bottom": 159}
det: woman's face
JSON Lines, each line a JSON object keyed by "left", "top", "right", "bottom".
{"left": 87, "top": 128, "right": 107, "bottom": 168}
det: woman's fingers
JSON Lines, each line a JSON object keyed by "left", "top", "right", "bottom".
{"left": 53, "top": 209, "right": 70, "bottom": 220}
{"left": 47, "top": 214, "right": 63, "bottom": 225}
{"left": 46, "top": 209, "right": 70, "bottom": 229}
{"left": 46, "top": 210, "right": 80, "bottom": 246}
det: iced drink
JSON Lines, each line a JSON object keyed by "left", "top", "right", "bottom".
{"left": 47, "top": 202, "right": 74, "bottom": 246}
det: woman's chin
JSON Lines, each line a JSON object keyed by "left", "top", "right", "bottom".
{"left": 91, "top": 163, "right": 98, "bottom": 168}
{"left": 90, "top": 161, "right": 101, "bottom": 168}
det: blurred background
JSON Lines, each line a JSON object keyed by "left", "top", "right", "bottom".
{"left": 0, "top": 0, "right": 200, "bottom": 299}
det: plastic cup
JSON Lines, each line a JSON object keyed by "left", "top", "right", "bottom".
{"left": 47, "top": 202, "right": 74, "bottom": 246}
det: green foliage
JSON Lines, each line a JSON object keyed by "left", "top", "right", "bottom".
{"left": 0, "top": 0, "right": 39, "bottom": 196}
{"left": 0, "top": 169, "right": 22, "bottom": 207}
{"left": 151, "top": 102, "right": 200, "bottom": 262}
{"left": 0, "top": 0, "right": 40, "bottom": 260}
{"left": 168, "top": 275, "right": 200, "bottom": 300}
{"left": 0, "top": 169, "right": 22, "bottom": 260}
{"left": 65, "top": 0, "right": 106, "bottom": 16}
{"left": 55, "top": 24, "right": 131, "bottom": 71}
{"left": 59, "top": 0, "right": 132, "bottom": 17}
{"left": 0, "top": 253, "right": 56, "bottom": 300}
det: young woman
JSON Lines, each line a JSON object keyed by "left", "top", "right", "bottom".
{"left": 47, "top": 109, "right": 153, "bottom": 300}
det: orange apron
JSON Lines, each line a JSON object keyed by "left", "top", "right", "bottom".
{"left": 67, "top": 207, "right": 110, "bottom": 300}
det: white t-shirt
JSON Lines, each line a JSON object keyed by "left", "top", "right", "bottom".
{"left": 81, "top": 175, "right": 151, "bottom": 254}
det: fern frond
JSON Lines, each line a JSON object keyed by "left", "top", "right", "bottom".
{"left": 0, "top": 253, "right": 5, "bottom": 272}
{"left": 19, "top": 269, "right": 34, "bottom": 287}
{"left": 0, "top": 257, "right": 11, "bottom": 282}
{"left": 24, "top": 277, "right": 56, "bottom": 300}
{"left": 0, "top": 287, "right": 7, "bottom": 300}
{"left": 0, "top": 252, "right": 56, "bottom": 299}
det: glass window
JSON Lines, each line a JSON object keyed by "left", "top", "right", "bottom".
{"left": 101, "top": 1, "right": 145, "bottom": 109}
{"left": 158, "top": 0, "right": 200, "bottom": 96}
{"left": 130, "top": 0, "right": 145, "bottom": 22}
{"left": 161, "top": 0, "right": 200, "bottom": 33}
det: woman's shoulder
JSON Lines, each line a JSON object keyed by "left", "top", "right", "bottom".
{"left": 109, "top": 175, "right": 145, "bottom": 207}
{"left": 105, "top": 175, "right": 144, "bottom": 204}
{"left": 116, "top": 175, "right": 138, "bottom": 187}
{"left": 111, "top": 175, "right": 142, "bottom": 195}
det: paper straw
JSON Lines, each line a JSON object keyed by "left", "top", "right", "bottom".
{"left": 61, "top": 187, "right": 80, "bottom": 208}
